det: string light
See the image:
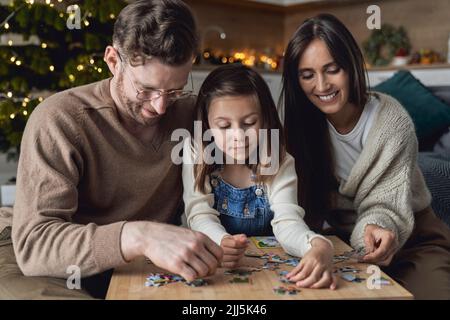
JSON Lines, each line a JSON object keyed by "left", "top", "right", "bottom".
{"left": 22, "top": 102, "right": 27, "bottom": 107}
{"left": 4, "top": 22, "right": 9, "bottom": 29}
{"left": 84, "top": 20, "right": 90, "bottom": 27}
{"left": 9, "top": 114, "right": 15, "bottom": 119}
{"left": 49, "top": 65, "right": 55, "bottom": 71}
{"left": 15, "top": 60, "right": 21, "bottom": 66}
{"left": 38, "top": 97, "right": 43, "bottom": 102}
{"left": 97, "top": 68, "right": 102, "bottom": 73}
{"left": 10, "top": 56, "right": 16, "bottom": 62}
{"left": 23, "top": 111, "right": 28, "bottom": 116}
{"left": 41, "top": 42, "right": 47, "bottom": 49}
{"left": 7, "top": 40, "right": 13, "bottom": 46}
{"left": 6, "top": 92, "right": 12, "bottom": 98}
{"left": 89, "top": 59, "right": 95, "bottom": 64}
{"left": 109, "top": 14, "right": 115, "bottom": 19}
{"left": 77, "top": 64, "right": 84, "bottom": 71}
{"left": 45, "top": 0, "right": 51, "bottom": 4}
{"left": 69, "top": 74, "right": 75, "bottom": 82}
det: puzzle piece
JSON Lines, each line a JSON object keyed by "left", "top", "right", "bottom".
{"left": 372, "top": 277, "right": 392, "bottom": 286}
{"left": 185, "top": 279, "right": 209, "bottom": 287}
{"left": 284, "top": 258, "right": 300, "bottom": 267}
{"left": 244, "top": 250, "right": 264, "bottom": 258}
{"left": 224, "top": 269, "right": 253, "bottom": 277}
{"left": 273, "top": 285, "right": 300, "bottom": 295}
{"left": 334, "top": 266, "right": 361, "bottom": 274}
{"left": 333, "top": 247, "right": 367, "bottom": 264}
{"left": 229, "top": 276, "right": 251, "bottom": 284}
{"left": 340, "top": 273, "right": 366, "bottom": 283}
{"left": 252, "top": 236, "right": 281, "bottom": 248}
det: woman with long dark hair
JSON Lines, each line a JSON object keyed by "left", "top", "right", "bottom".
{"left": 282, "top": 13, "right": 450, "bottom": 299}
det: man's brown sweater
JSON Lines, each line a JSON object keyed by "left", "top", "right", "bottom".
{"left": 11, "top": 78, "right": 195, "bottom": 278}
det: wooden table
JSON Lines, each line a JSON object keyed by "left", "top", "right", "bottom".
{"left": 106, "top": 236, "right": 413, "bottom": 300}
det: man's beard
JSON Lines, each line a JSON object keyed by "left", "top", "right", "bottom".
{"left": 116, "top": 73, "right": 158, "bottom": 126}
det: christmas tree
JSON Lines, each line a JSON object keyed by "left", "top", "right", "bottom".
{"left": 0, "top": 0, "right": 126, "bottom": 161}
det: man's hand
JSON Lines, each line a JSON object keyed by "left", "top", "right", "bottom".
{"left": 362, "top": 224, "right": 398, "bottom": 266}
{"left": 220, "top": 234, "right": 249, "bottom": 268}
{"left": 121, "top": 221, "right": 223, "bottom": 282}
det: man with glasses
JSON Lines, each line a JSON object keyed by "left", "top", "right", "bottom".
{"left": 1, "top": 0, "right": 222, "bottom": 299}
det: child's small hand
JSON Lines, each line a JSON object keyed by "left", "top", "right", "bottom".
{"left": 220, "top": 234, "right": 249, "bottom": 268}
{"left": 286, "top": 238, "right": 337, "bottom": 290}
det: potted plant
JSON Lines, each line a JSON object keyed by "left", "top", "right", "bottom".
{"left": 392, "top": 47, "right": 411, "bottom": 66}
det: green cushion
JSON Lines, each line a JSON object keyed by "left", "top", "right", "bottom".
{"left": 373, "top": 70, "right": 450, "bottom": 140}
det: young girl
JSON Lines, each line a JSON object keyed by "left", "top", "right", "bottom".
{"left": 182, "top": 64, "right": 336, "bottom": 289}
{"left": 282, "top": 14, "right": 450, "bottom": 298}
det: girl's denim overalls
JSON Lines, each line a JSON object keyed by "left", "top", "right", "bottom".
{"left": 210, "top": 173, "right": 274, "bottom": 236}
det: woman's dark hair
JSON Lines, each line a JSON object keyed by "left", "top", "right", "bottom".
{"left": 194, "top": 64, "right": 286, "bottom": 193}
{"left": 281, "top": 13, "right": 368, "bottom": 230}
{"left": 113, "top": 0, "right": 198, "bottom": 66}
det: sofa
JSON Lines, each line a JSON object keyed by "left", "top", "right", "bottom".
{"left": 417, "top": 86, "right": 450, "bottom": 227}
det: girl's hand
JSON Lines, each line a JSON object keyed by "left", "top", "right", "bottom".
{"left": 220, "top": 234, "right": 249, "bottom": 268}
{"left": 286, "top": 238, "right": 337, "bottom": 290}
{"left": 362, "top": 224, "right": 398, "bottom": 266}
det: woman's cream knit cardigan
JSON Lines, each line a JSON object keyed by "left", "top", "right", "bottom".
{"left": 335, "top": 92, "right": 432, "bottom": 251}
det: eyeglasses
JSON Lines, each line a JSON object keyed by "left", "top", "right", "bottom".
{"left": 115, "top": 49, "right": 194, "bottom": 102}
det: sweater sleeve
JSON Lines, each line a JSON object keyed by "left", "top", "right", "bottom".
{"left": 182, "top": 138, "right": 229, "bottom": 245}
{"left": 12, "top": 102, "right": 127, "bottom": 279}
{"left": 350, "top": 124, "right": 417, "bottom": 251}
{"left": 269, "top": 154, "right": 333, "bottom": 257}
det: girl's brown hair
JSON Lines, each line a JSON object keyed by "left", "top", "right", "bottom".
{"left": 194, "top": 64, "right": 286, "bottom": 193}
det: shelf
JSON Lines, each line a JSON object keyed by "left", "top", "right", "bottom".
{"left": 193, "top": 64, "right": 281, "bottom": 74}
{"left": 367, "top": 63, "right": 450, "bottom": 72}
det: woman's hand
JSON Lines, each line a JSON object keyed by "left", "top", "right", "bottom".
{"left": 286, "top": 238, "right": 337, "bottom": 289}
{"left": 362, "top": 224, "right": 398, "bottom": 266}
{"left": 220, "top": 234, "right": 249, "bottom": 268}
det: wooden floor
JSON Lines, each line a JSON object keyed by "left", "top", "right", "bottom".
{"left": 106, "top": 236, "right": 413, "bottom": 300}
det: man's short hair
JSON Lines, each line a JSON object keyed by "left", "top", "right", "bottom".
{"left": 113, "top": 0, "right": 198, "bottom": 66}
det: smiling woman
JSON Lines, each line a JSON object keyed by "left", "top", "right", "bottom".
{"left": 281, "top": 13, "right": 450, "bottom": 299}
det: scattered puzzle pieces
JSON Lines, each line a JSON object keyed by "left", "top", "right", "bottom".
{"left": 145, "top": 273, "right": 208, "bottom": 288}
{"left": 145, "top": 273, "right": 185, "bottom": 287}
{"left": 278, "top": 271, "right": 295, "bottom": 284}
